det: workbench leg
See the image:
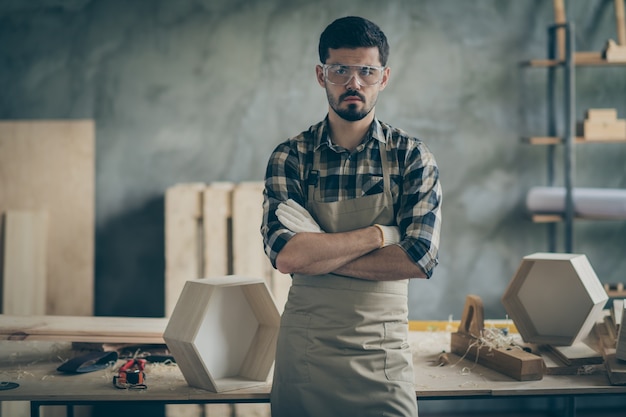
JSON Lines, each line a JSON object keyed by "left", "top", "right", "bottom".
{"left": 30, "top": 402, "right": 40, "bottom": 417}
{"left": 564, "top": 396, "right": 576, "bottom": 417}
{"left": 67, "top": 404, "right": 74, "bottom": 417}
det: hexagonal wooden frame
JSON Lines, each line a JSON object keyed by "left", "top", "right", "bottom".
{"left": 502, "top": 253, "right": 608, "bottom": 346}
{"left": 163, "top": 276, "right": 280, "bottom": 392}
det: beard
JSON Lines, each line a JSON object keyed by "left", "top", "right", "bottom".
{"left": 327, "top": 90, "right": 376, "bottom": 122}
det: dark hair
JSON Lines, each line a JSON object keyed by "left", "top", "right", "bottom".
{"left": 318, "top": 16, "right": 389, "bottom": 66}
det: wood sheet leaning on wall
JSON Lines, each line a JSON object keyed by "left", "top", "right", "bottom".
{"left": 0, "top": 120, "right": 95, "bottom": 316}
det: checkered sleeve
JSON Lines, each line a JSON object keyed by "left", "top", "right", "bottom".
{"left": 397, "top": 141, "right": 442, "bottom": 278}
{"left": 261, "top": 140, "right": 306, "bottom": 268}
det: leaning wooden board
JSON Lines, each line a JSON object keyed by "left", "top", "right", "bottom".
{"left": 0, "top": 120, "right": 95, "bottom": 316}
{"left": 0, "top": 315, "right": 167, "bottom": 344}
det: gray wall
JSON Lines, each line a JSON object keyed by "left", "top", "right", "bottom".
{"left": 1, "top": 0, "right": 625, "bottom": 320}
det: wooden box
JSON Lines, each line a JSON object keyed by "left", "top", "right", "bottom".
{"left": 163, "top": 276, "right": 281, "bottom": 392}
{"left": 580, "top": 119, "right": 626, "bottom": 141}
{"left": 501, "top": 253, "right": 608, "bottom": 346}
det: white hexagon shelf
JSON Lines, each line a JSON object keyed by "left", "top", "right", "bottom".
{"left": 502, "top": 253, "right": 608, "bottom": 346}
{"left": 163, "top": 276, "right": 281, "bottom": 392}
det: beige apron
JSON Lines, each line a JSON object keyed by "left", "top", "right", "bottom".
{"left": 271, "top": 135, "right": 418, "bottom": 417}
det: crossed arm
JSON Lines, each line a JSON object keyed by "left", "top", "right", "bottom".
{"left": 274, "top": 200, "right": 427, "bottom": 281}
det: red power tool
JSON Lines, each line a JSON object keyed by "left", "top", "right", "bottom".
{"left": 113, "top": 358, "right": 147, "bottom": 389}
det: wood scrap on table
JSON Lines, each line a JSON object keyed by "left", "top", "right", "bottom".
{"left": 0, "top": 315, "right": 167, "bottom": 344}
{"left": 594, "top": 320, "right": 626, "bottom": 385}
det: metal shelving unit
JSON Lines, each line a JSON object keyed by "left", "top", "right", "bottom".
{"left": 522, "top": 22, "right": 626, "bottom": 255}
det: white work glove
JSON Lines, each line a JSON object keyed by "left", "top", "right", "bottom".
{"left": 374, "top": 224, "right": 401, "bottom": 247}
{"left": 276, "top": 199, "right": 324, "bottom": 233}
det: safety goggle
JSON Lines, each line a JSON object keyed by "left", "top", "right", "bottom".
{"left": 322, "top": 64, "right": 385, "bottom": 86}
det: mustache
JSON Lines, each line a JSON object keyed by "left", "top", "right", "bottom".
{"left": 340, "top": 91, "right": 365, "bottom": 101}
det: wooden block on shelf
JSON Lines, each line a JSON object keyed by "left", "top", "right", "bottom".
{"left": 163, "top": 276, "right": 280, "bottom": 393}
{"left": 586, "top": 108, "right": 618, "bottom": 121}
{"left": 604, "top": 39, "right": 626, "bottom": 62}
{"left": 1, "top": 211, "right": 48, "bottom": 315}
{"left": 0, "top": 120, "right": 95, "bottom": 316}
{"left": 580, "top": 119, "right": 626, "bottom": 141}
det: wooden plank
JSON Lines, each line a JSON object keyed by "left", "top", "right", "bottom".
{"left": 0, "top": 314, "right": 167, "bottom": 343}
{"left": 1, "top": 211, "right": 47, "bottom": 315}
{"left": 0, "top": 121, "right": 95, "bottom": 316}
{"left": 203, "top": 182, "right": 235, "bottom": 277}
{"left": 165, "top": 183, "right": 205, "bottom": 317}
{"left": 548, "top": 342, "right": 603, "bottom": 366}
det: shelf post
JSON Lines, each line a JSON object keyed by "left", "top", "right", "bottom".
{"left": 546, "top": 24, "right": 558, "bottom": 252}
{"left": 563, "top": 22, "right": 576, "bottom": 253}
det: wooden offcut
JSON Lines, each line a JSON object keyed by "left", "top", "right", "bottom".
{"left": 451, "top": 295, "right": 544, "bottom": 381}
{"left": 548, "top": 342, "right": 603, "bottom": 366}
{"left": 1, "top": 211, "right": 47, "bottom": 315}
{"left": 595, "top": 320, "right": 626, "bottom": 385}
{"left": 0, "top": 120, "right": 95, "bottom": 316}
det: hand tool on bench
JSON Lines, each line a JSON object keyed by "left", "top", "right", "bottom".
{"left": 450, "top": 295, "right": 544, "bottom": 381}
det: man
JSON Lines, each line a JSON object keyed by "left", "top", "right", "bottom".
{"left": 261, "top": 16, "right": 442, "bottom": 417}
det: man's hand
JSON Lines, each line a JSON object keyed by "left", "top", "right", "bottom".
{"left": 276, "top": 199, "right": 324, "bottom": 233}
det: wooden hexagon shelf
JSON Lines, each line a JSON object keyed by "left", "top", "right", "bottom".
{"left": 163, "top": 276, "right": 281, "bottom": 392}
{"left": 501, "top": 253, "right": 608, "bottom": 346}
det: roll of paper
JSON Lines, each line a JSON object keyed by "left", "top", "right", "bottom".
{"left": 526, "top": 187, "right": 626, "bottom": 219}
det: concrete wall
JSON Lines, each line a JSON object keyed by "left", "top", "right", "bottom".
{"left": 1, "top": 0, "right": 625, "bottom": 320}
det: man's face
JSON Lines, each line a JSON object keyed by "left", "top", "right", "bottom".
{"left": 316, "top": 47, "right": 390, "bottom": 122}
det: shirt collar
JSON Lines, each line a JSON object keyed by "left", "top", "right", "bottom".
{"left": 313, "top": 116, "right": 387, "bottom": 151}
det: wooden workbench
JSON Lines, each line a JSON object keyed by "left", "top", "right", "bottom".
{"left": 1, "top": 331, "right": 625, "bottom": 417}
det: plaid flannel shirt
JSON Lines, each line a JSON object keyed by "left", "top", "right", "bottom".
{"left": 261, "top": 117, "right": 442, "bottom": 278}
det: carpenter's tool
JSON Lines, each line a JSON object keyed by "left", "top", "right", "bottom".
{"left": 113, "top": 358, "right": 147, "bottom": 389}
{"left": 450, "top": 295, "right": 544, "bottom": 381}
